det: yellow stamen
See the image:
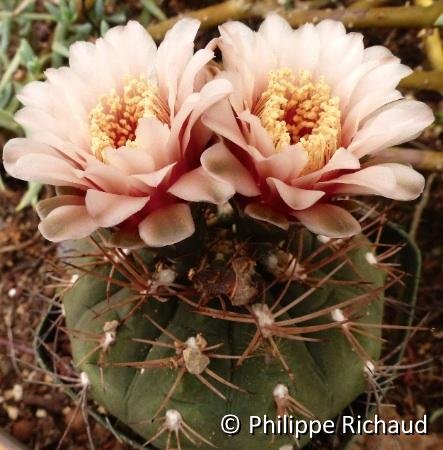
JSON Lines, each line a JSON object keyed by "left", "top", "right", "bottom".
{"left": 256, "top": 68, "right": 341, "bottom": 173}
{"left": 89, "top": 77, "right": 168, "bottom": 161}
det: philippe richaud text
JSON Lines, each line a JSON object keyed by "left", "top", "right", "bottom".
{"left": 220, "top": 414, "right": 428, "bottom": 439}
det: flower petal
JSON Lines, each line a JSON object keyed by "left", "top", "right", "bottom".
{"left": 293, "top": 204, "right": 361, "bottom": 238}
{"left": 39, "top": 205, "right": 98, "bottom": 242}
{"left": 201, "top": 143, "right": 260, "bottom": 196}
{"left": 256, "top": 145, "right": 308, "bottom": 181}
{"left": 202, "top": 99, "right": 248, "bottom": 150}
{"left": 36, "top": 195, "right": 85, "bottom": 219}
{"left": 156, "top": 18, "right": 200, "bottom": 115}
{"left": 85, "top": 190, "right": 148, "bottom": 227}
{"left": 316, "top": 165, "right": 397, "bottom": 196}
{"left": 139, "top": 203, "right": 195, "bottom": 247}
{"left": 131, "top": 163, "right": 176, "bottom": 188}
{"left": 245, "top": 203, "right": 289, "bottom": 230}
{"left": 168, "top": 167, "right": 235, "bottom": 204}
{"left": 371, "top": 163, "right": 425, "bottom": 200}
{"left": 348, "top": 100, "right": 434, "bottom": 158}
{"left": 268, "top": 178, "right": 325, "bottom": 210}
{"left": 10, "top": 153, "right": 89, "bottom": 189}
{"left": 104, "top": 147, "right": 156, "bottom": 175}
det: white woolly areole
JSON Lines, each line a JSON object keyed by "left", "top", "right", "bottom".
{"left": 365, "top": 252, "right": 378, "bottom": 265}
{"left": 70, "top": 274, "right": 79, "bottom": 285}
{"left": 122, "top": 248, "right": 131, "bottom": 255}
{"left": 154, "top": 268, "right": 177, "bottom": 286}
{"left": 165, "top": 409, "right": 182, "bottom": 431}
{"left": 273, "top": 384, "right": 289, "bottom": 399}
{"left": 103, "top": 331, "right": 116, "bottom": 349}
{"left": 364, "top": 360, "right": 376, "bottom": 376}
{"left": 251, "top": 304, "right": 275, "bottom": 333}
{"left": 279, "top": 445, "right": 294, "bottom": 450}
{"left": 266, "top": 254, "right": 279, "bottom": 271}
{"left": 185, "top": 336, "right": 198, "bottom": 349}
{"left": 80, "top": 372, "right": 90, "bottom": 387}
{"left": 266, "top": 251, "right": 306, "bottom": 280}
{"left": 331, "top": 308, "right": 346, "bottom": 322}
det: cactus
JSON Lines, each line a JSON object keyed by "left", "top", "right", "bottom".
{"left": 49, "top": 210, "right": 417, "bottom": 450}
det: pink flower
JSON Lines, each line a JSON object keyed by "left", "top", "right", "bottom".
{"left": 3, "top": 20, "right": 233, "bottom": 246}
{"left": 201, "top": 15, "right": 434, "bottom": 237}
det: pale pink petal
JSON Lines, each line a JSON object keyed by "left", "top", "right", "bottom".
{"left": 371, "top": 163, "right": 425, "bottom": 200}
{"left": 315, "top": 19, "right": 346, "bottom": 43}
{"left": 177, "top": 48, "right": 214, "bottom": 107}
{"left": 218, "top": 20, "right": 273, "bottom": 105}
{"left": 341, "top": 62, "right": 412, "bottom": 143}
{"left": 244, "top": 203, "right": 289, "bottom": 230}
{"left": 11, "top": 153, "right": 89, "bottom": 189}
{"left": 268, "top": 178, "right": 325, "bottom": 210}
{"left": 131, "top": 163, "right": 176, "bottom": 188}
{"left": 3, "top": 138, "right": 59, "bottom": 176}
{"left": 104, "top": 147, "right": 156, "bottom": 175}
{"left": 238, "top": 111, "right": 276, "bottom": 158}
{"left": 36, "top": 195, "right": 85, "bottom": 219}
{"left": 256, "top": 145, "right": 308, "bottom": 181}
{"left": 342, "top": 90, "right": 403, "bottom": 145}
{"left": 258, "top": 14, "right": 296, "bottom": 68}
{"left": 17, "top": 81, "right": 54, "bottom": 111}
{"left": 134, "top": 118, "right": 172, "bottom": 168}
{"left": 293, "top": 204, "right": 361, "bottom": 238}
{"left": 139, "top": 203, "right": 195, "bottom": 247}
{"left": 77, "top": 164, "right": 132, "bottom": 194}
{"left": 168, "top": 167, "right": 234, "bottom": 204}
{"left": 156, "top": 18, "right": 200, "bottom": 116}
{"left": 181, "top": 78, "right": 233, "bottom": 151}
{"left": 332, "top": 59, "right": 381, "bottom": 112}
{"left": 345, "top": 61, "right": 411, "bottom": 116}
{"left": 201, "top": 143, "right": 260, "bottom": 196}
{"left": 103, "top": 21, "right": 157, "bottom": 79}
{"left": 295, "top": 148, "right": 361, "bottom": 186}
{"left": 85, "top": 190, "right": 148, "bottom": 227}
{"left": 202, "top": 99, "right": 248, "bottom": 151}
{"left": 316, "top": 165, "right": 397, "bottom": 196}
{"left": 68, "top": 41, "right": 115, "bottom": 93}
{"left": 289, "top": 23, "right": 320, "bottom": 73}
{"left": 348, "top": 100, "right": 434, "bottom": 158}
{"left": 44, "top": 66, "right": 92, "bottom": 117}
{"left": 316, "top": 32, "right": 364, "bottom": 86}
{"left": 39, "top": 205, "right": 98, "bottom": 242}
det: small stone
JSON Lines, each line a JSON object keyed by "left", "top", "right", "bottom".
{"left": 4, "top": 385, "right": 23, "bottom": 402}
{"left": 35, "top": 408, "right": 47, "bottom": 418}
{"left": 11, "top": 419, "right": 34, "bottom": 442}
{"left": 4, "top": 404, "right": 19, "bottom": 420}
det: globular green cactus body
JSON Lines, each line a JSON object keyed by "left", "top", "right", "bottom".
{"left": 63, "top": 230, "right": 386, "bottom": 450}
